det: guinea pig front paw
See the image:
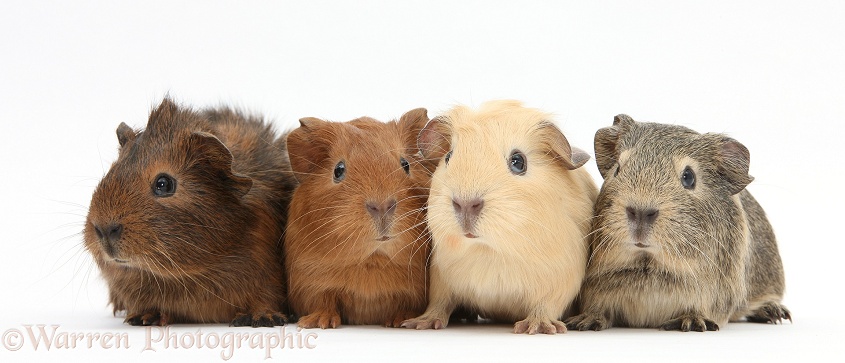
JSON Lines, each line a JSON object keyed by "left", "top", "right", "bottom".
{"left": 297, "top": 311, "right": 341, "bottom": 329}
{"left": 513, "top": 317, "right": 567, "bottom": 335}
{"left": 565, "top": 312, "right": 612, "bottom": 331}
{"left": 400, "top": 315, "right": 448, "bottom": 330}
{"left": 747, "top": 302, "right": 792, "bottom": 324}
{"left": 230, "top": 312, "right": 288, "bottom": 328}
{"left": 125, "top": 311, "right": 169, "bottom": 326}
{"left": 385, "top": 311, "right": 420, "bottom": 328}
{"left": 660, "top": 314, "right": 719, "bottom": 332}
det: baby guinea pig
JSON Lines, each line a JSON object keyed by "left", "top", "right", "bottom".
{"left": 285, "top": 108, "right": 432, "bottom": 329}
{"left": 401, "top": 100, "right": 598, "bottom": 335}
{"left": 566, "top": 114, "right": 791, "bottom": 332}
{"left": 84, "top": 98, "right": 296, "bottom": 327}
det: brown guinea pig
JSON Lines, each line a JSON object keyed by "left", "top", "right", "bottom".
{"left": 566, "top": 114, "right": 790, "bottom": 332}
{"left": 285, "top": 108, "right": 432, "bottom": 329}
{"left": 84, "top": 98, "right": 296, "bottom": 327}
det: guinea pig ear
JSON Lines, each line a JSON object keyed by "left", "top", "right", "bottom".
{"left": 709, "top": 134, "right": 754, "bottom": 195}
{"left": 398, "top": 108, "right": 429, "bottom": 153}
{"left": 188, "top": 132, "right": 253, "bottom": 198}
{"left": 286, "top": 117, "right": 331, "bottom": 180}
{"left": 538, "top": 122, "right": 589, "bottom": 170}
{"left": 116, "top": 122, "right": 135, "bottom": 147}
{"left": 613, "top": 114, "right": 636, "bottom": 127}
{"left": 417, "top": 116, "right": 452, "bottom": 161}
{"left": 594, "top": 126, "right": 621, "bottom": 179}
{"left": 594, "top": 114, "right": 634, "bottom": 178}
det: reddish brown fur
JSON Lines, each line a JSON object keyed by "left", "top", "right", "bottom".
{"left": 84, "top": 98, "right": 296, "bottom": 327}
{"left": 285, "top": 109, "right": 432, "bottom": 328}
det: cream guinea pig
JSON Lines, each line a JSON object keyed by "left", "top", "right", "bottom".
{"left": 401, "top": 100, "right": 598, "bottom": 334}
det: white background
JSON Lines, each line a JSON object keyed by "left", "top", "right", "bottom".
{"left": 1, "top": 1, "right": 843, "bottom": 362}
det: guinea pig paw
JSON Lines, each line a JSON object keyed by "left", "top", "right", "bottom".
{"left": 125, "top": 311, "right": 169, "bottom": 326}
{"left": 385, "top": 311, "right": 420, "bottom": 328}
{"left": 297, "top": 311, "right": 341, "bottom": 329}
{"left": 400, "top": 316, "right": 447, "bottom": 330}
{"left": 230, "top": 312, "right": 288, "bottom": 328}
{"left": 565, "top": 313, "right": 611, "bottom": 331}
{"left": 747, "top": 302, "right": 792, "bottom": 324}
{"left": 660, "top": 314, "right": 719, "bottom": 332}
{"left": 513, "top": 318, "right": 567, "bottom": 335}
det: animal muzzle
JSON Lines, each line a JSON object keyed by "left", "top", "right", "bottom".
{"left": 626, "top": 206, "right": 659, "bottom": 246}
{"left": 452, "top": 197, "right": 483, "bottom": 238}
{"left": 366, "top": 198, "right": 397, "bottom": 239}
{"left": 93, "top": 222, "right": 124, "bottom": 258}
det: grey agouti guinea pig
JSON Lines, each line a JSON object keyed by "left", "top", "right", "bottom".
{"left": 566, "top": 114, "right": 791, "bottom": 332}
{"left": 84, "top": 98, "right": 296, "bottom": 327}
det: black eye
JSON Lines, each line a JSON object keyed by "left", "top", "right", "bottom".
{"left": 444, "top": 151, "right": 453, "bottom": 165}
{"left": 681, "top": 166, "right": 696, "bottom": 189}
{"left": 152, "top": 173, "right": 177, "bottom": 197}
{"left": 614, "top": 163, "right": 620, "bottom": 177}
{"left": 333, "top": 161, "right": 346, "bottom": 182}
{"left": 400, "top": 157, "right": 410, "bottom": 174}
{"left": 509, "top": 150, "right": 527, "bottom": 175}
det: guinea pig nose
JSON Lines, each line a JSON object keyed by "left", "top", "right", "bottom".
{"left": 452, "top": 198, "right": 484, "bottom": 218}
{"left": 626, "top": 207, "right": 660, "bottom": 226}
{"left": 366, "top": 198, "right": 397, "bottom": 219}
{"left": 94, "top": 222, "right": 123, "bottom": 258}
{"left": 94, "top": 223, "right": 124, "bottom": 242}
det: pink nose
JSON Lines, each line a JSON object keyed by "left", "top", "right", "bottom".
{"left": 366, "top": 198, "right": 397, "bottom": 220}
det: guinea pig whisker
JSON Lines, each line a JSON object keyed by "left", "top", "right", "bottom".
{"left": 391, "top": 207, "right": 428, "bottom": 226}
{"left": 396, "top": 219, "right": 425, "bottom": 236}
{"left": 141, "top": 257, "right": 166, "bottom": 297}
{"left": 285, "top": 204, "right": 347, "bottom": 228}
{"left": 323, "top": 220, "right": 366, "bottom": 257}
{"left": 173, "top": 221, "right": 229, "bottom": 233}
{"left": 158, "top": 252, "right": 240, "bottom": 308}
{"left": 165, "top": 233, "right": 224, "bottom": 258}
{"left": 299, "top": 214, "right": 355, "bottom": 252}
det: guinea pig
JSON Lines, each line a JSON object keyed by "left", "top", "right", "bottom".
{"left": 284, "top": 108, "right": 432, "bottom": 329}
{"left": 400, "top": 100, "right": 598, "bottom": 335}
{"left": 83, "top": 98, "right": 296, "bottom": 327}
{"left": 566, "top": 114, "right": 791, "bottom": 332}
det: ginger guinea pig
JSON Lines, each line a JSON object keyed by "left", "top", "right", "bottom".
{"left": 285, "top": 108, "right": 431, "bottom": 329}
{"left": 84, "top": 98, "right": 295, "bottom": 327}
{"left": 566, "top": 114, "right": 790, "bottom": 332}
{"left": 401, "top": 100, "right": 598, "bottom": 335}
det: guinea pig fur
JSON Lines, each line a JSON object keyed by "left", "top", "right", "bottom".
{"left": 401, "top": 100, "right": 598, "bottom": 335}
{"left": 566, "top": 114, "right": 791, "bottom": 332}
{"left": 84, "top": 98, "right": 296, "bottom": 327}
{"left": 285, "top": 108, "right": 432, "bottom": 329}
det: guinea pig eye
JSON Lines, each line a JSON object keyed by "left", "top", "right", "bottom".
{"left": 444, "top": 151, "right": 453, "bottom": 165}
{"left": 152, "top": 173, "right": 177, "bottom": 197}
{"left": 614, "top": 163, "right": 620, "bottom": 177}
{"left": 400, "top": 157, "right": 410, "bottom": 175}
{"left": 333, "top": 161, "right": 346, "bottom": 182}
{"left": 681, "top": 166, "right": 696, "bottom": 189}
{"left": 509, "top": 150, "right": 527, "bottom": 175}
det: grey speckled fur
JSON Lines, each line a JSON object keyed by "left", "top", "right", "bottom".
{"left": 566, "top": 115, "right": 790, "bottom": 332}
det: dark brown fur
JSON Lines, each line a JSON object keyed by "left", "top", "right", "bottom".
{"left": 285, "top": 109, "right": 431, "bottom": 328}
{"left": 566, "top": 115, "right": 790, "bottom": 332}
{"left": 84, "top": 98, "right": 296, "bottom": 327}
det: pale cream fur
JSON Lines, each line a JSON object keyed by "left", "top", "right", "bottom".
{"left": 403, "top": 100, "right": 598, "bottom": 334}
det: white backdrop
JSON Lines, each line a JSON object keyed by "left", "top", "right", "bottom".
{"left": 1, "top": 1, "right": 843, "bottom": 362}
